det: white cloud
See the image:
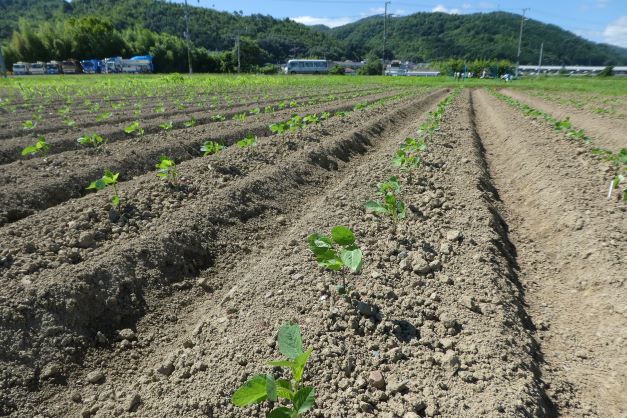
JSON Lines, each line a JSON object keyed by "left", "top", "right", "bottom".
{"left": 432, "top": 4, "right": 460, "bottom": 14}
{"left": 360, "top": 7, "right": 406, "bottom": 17}
{"left": 596, "top": 0, "right": 609, "bottom": 8}
{"left": 291, "top": 16, "right": 354, "bottom": 28}
{"left": 603, "top": 16, "right": 627, "bottom": 47}
{"left": 462, "top": 3, "right": 473, "bottom": 10}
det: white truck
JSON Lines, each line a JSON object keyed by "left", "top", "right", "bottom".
{"left": 12, "top": 62, "right": 30, "bottom": 75}
{"left": 29, "top": 62, "right": 46, "bottom": 75}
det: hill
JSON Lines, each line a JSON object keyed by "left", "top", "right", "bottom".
{"left": 1, "top": 0, "right": 626, "bottom": 68}
{"left": 330, "top": 11, "right": 627, "bottom": 65}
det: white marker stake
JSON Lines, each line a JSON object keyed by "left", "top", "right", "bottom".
{"left": 607, "top": 180, "right": 614, "bottom": 200}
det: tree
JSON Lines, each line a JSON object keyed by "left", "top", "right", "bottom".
{"left": 329, "top": 64, "right": 345, "bottom": 75}
{"left": 598, "top": 65, "right": 614, "bottom": 77}
{"left": 357, "top": 54, "right": 382, "bottom": 75}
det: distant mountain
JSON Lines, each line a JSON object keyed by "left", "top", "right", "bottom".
{"left": 1, "top": 0, "right": 625, "bottom": 65}
{"left": 330, "top": 11, "right": 627, "bottom": 65}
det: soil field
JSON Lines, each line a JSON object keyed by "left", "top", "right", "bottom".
{"left": 501, "top": 88, "right": 627, "bottom": 153}
{"left": 0, "top": 75, "right": 625, "bottom": 418}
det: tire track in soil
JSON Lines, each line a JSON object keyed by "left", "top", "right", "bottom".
{"left": 472, "top": 88, "right": 627, "bottom": 417}
{"left": 12, "top": 90, "right": 553, "bottom": 417}
{"left": 500, "top": 88, "right": 627, "bottom": 153}
{"left": 0, "top": 91, "right": 449, "bottom": 417}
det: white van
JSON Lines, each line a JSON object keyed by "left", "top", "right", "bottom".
{"left": 285, "top": 59, "right": 328, "bottom": 75}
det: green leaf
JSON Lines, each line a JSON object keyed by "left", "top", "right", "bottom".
{"left": 21, "top": 145, "right": 37, "bottom": 156}
{"left": 268, "top": 360, "right": 295, "bottom": 368}
{"left": 266, "top": 375, "right": 278, "bottom": 402}
{"left": 365, "top": 201, "right": 389, "bottom": 214}
{"left": 275, "top": 379, "right": 293, "bottom": 400}
{"left": 315, "top": 249, "right": 342, "bottom": 271}
{"left": 277, "top": 322, "right": 303, "bottom": 360}
{"left": 397, "top": 201, "right": 407, "bottom": 219}
{"left": 111, "top": 195, "right": 120, "bottom": 207}
{"left": 293, "top": 387, "right": 315, "bottom": 414}
{"left": 291, "top": 348, "right": 312, "bottom": 383}
{"left": 87, "top": 178, "right": 107, "bottom": 190}
{"left": 331, "top": 226, "right": 355, "bottom": 246}
{"left": 232, "top": 375, "right": 269, "bottom": 407}
{"left": 307, "top": 233, "right": 333, "bottom": 255}
{"left": 267, "top": 407, "right": 294, "bottom": 418}
{"left": 340, "top": 247, "right": 362, "bottom": 273}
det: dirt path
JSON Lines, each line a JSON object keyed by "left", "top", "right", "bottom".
{"left": 473, "top": 88, "right": 627, "bottom": 417}
{"left": 502, "top": 88, "right": 627, "bottom": 152}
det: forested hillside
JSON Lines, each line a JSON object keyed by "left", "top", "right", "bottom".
{"left": 330, "top": 12, "right": 627, "bottom": 65}
{"left": 1, "top": 0, "right": 626, "bottom": 71}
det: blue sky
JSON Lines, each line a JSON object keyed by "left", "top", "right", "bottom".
{"left": 173, "top": 0, "right": 627, "bottom": 47}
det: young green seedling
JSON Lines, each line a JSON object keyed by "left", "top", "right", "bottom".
{"left": 200, "top": 140, "right": 224, "bottom": 156}
{"left": 96, "top": 112, "right": 112, "bottom": 122}
{"left": 365, "top": 176, "right": 406, "bottom": 222}
{"left": 124, "top": 121, "right": 144, "bottom": 136}
{"left": 554, "top": 117, "right": 572, "bottom": 132}
{"left": 21, "top": 136, "right": 50, "bottom": 157}
{"left": 249, "top": 107, "right": 261, "bottom": 115}
{"left": 154, "top": 104, "right": 166, "bottom": 113}
{"left": 77, "top": 133, "right": 107, "bottom": 149}
{"left": 156, "top": 155, "right": 178, "bottom": 185}
{"left": 22, "top": 120, "right": 37, "bottom": 130}
{"left": 87, "top": 170, "right": 121, "bottom": 208}
{"left": 237, "top": 134, "right": 257, "bottom": 149}
{"left": 307, "top": 226, "right": 363, "bottom": 294}
{"left": 232, "top": 322, "right": 315, "bottom": 417}
{"left": 270, "top": 121, "right": 290, "bottom": 134}
{"left": 63, "top": 119, "right": 76, "bottom": 127}
{"left": 159, "top": 122, "right": 173, "bottom": 131}
{"left": 233, "top": 112, "right": 247, "bottom": 122}
{"left": 183, "top": 117, "right": 197, "bottom": 127}
{"left": 392, "top": 149, "right": 421, "bottom": 170}
{"left": 211, "top": 114, "right": 226, "bottom": 122}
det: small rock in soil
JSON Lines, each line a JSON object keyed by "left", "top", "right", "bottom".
{"left": 126, "top": 393, "right": 141, "bottom": 412}
{"left": 118, "top": 328, "right": 136, "bottom": 341}
{"left": 446, "top": 230, "right": 461, "bottom": 242}
{"left": 86, "top": 370, "right": 104, "bottom": 384}
{"left": 368, "top": 370, "right": 386, "bottom": 390}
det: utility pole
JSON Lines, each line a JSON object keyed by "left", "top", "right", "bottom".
{"left": 0, "top": 47, "right": 7, "bottom": 78}
{"left": 184, "top": 0, "right": 193, "bottom": 74}
{"left": 537, "top": 42, "right": 543, "bottom": 77}
{"left": 515, "top": 8, "right": 529, "bottom": 78}
{"left": 382, "top": 1, "right": 391, "bottom": 76}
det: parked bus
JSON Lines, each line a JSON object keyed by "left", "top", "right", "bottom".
{"left": 284, "top": 59, "right": 328, "bottom": 75}
{"left": 12, "top": 62, "right": 29, "bottom": 75}
{"left": 29, "top": 62, "right": 46, "bottom": 75}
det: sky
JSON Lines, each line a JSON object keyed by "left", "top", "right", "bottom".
{"left": 172, "top": 0, "right": 627, "bottom": 48}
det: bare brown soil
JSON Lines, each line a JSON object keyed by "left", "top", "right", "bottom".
{"left": 474, "top": 88, "right": 627, "bottom": 417}
{"left": 0, "top": 86, "right": 624, "bottom": 418}
{"left": 501, "top": 88, "right": 627, "bottom": 152}
{"left": 0, "top": 90, "right": 405, "bottom": 225}
{"left": 0, "top": 87, "right": 389, "bottom": 164}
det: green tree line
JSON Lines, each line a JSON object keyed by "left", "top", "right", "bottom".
{"left": 2, "top": 17, "right": 275, "bottom": 73}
